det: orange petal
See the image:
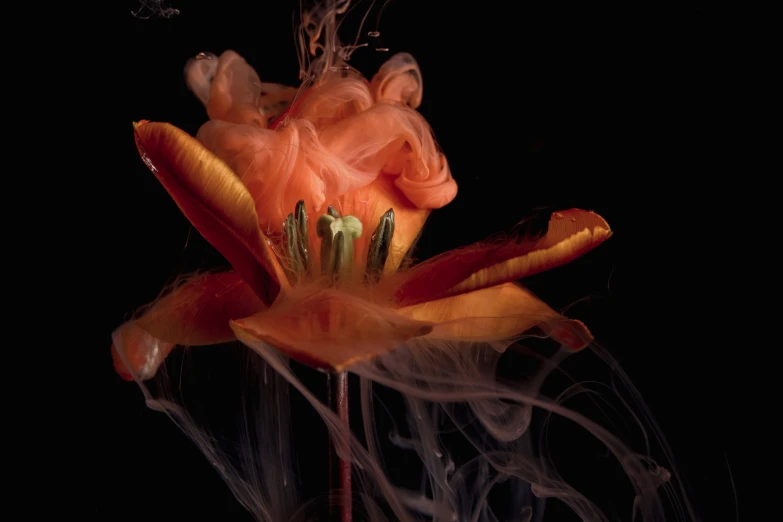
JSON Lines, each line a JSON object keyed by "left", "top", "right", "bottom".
{"left": 230, "top": 285, "right": 432, "bottom": 371}
{"left": 111, "top": 272, "right": 266, "bottom": 381}
{"left": 133, "top": 121, "right": 289, "bottom": 304}
{"left": 386, "top": 209, "right": 611, "bottom": 306}
{"left": 397, "top": 283, "right": 593, "bottom": 351}
{"left": 136, "top": 272, "right": 266, "bottom": 344}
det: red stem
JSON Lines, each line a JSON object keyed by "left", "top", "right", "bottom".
{"left": 328, "top": 371, "right": 352, "bottom": 522}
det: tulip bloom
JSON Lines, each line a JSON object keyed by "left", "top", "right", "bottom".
{"left": 113, "top": 13, "right": 687, "bottom": 520}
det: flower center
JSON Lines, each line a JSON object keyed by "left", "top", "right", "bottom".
{"left": 282, "top": 201, "right": 394, "bottom": 286}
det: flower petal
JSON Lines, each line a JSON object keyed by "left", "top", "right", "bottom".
{"left": 134, "top": 121, "right": 288, "bottom": 304}
{"left": 230, "top": 285, "right": 433, "bottom": 371}
{"left": 110, "top": 272, "right": 266, "bottom": 381}
{"left": 386, "top": 209, "right": 611, "bottom": 306}
{"left": 397, "top": 283, "right": 593, "bottom": 351}
{"left": 136, "top": 272, "right": 266, "bottom": 345}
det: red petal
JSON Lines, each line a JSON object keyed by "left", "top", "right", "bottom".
{"left": 111, "top": 272, "right": 265, "bottom": 381}
{"left": 387, "top": 209, "right": 611, "bottom": 306}
{"left": 133, "top": 121, "right": 288, "bottom": 304}
{"left": 136, "top": 272, "right": 266, "bottom": 345}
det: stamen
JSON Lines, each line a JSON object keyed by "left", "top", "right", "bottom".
{"left": 283, "top": 200, "right": 313, "bottom": 284}
{"left": 283, "top": 212, "right": 303, "bottom": 281}
{"left": 295, "top": 200, "right": 312, "bottom": 275}
{"left": 331, "top": 231, "right": 345, "bottom": 279}
{"left": 365, "top": 208, "right": 395, "bottom": 284}
{"left": 317, "top": 215, "right": 336, "bottom": 276}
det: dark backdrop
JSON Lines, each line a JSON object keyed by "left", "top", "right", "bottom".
{"left": 83, "top": 2, "right": 737, "bottom": 520}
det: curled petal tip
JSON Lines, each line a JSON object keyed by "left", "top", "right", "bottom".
{"left": 229, "top": 318, "right": 246, "bottom": 329}
{"left": 110, "top": 343, "right": 135, "bottom": 382}
{"left": 543, "top": 318, "right": 594, "bottom": 352}
{"left": 111, "top": 323, "right": 175, "bottom": 382}
{"left": 587, "top": 209, "right": 611, "bottom": 230}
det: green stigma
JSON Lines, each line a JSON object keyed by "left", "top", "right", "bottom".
{"left": 317, "top": 211, "right": 363, "bottom": 282}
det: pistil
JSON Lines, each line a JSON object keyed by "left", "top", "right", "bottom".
{"left": 317, "top": 208, "right": 363, "bottom": 283}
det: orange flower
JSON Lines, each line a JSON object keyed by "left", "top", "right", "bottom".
{"left": 112, "top": 52, "right": 611, "bottom": 381}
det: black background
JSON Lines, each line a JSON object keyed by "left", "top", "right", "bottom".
{"left": 80, "top": 1, "right": 739, "bottom": 520}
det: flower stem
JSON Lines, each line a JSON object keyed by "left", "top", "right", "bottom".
{"left": 328, "top": 371, "right": 352, "bottom": 522}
